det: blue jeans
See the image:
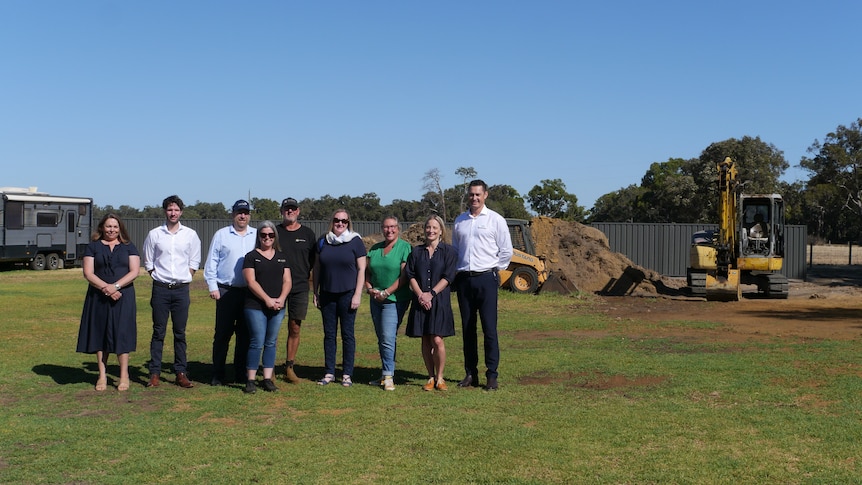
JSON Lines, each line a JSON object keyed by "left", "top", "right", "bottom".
{"left": 319, "top": 291, "right": 356, "bottom": 376}
{"left": 369, "top": 299, "right": 409, "bottom": 377}
{"left": 244, "top": 308, "right": 285, "bottom": 371}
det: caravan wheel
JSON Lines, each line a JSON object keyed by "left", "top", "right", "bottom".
{"left": 30, "top": 254, "right": 46, "bottom": 271}
{"left": 45, "top": 253, "right": 61, "bottom": 270}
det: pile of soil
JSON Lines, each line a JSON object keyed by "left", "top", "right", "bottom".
{"left": 529, "top": 217, "right": 683, "bottom": 296}
{"left": 365, "top": 216, "right": 682, "bottom": 296}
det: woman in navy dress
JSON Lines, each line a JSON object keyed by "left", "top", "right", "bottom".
{"left": 77, "top": 213, "right": 140, "bottom": 391}
{"left": 405, "top": 215, "right": 457, "bottom": 391}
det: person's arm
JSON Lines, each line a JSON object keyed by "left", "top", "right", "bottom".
{"left": 312, "top": 252, "right": 321, "bottom": 308}
{"left": 351, "top": 255, "right": 366, "bottom": 310}
{"left": 364, "top": 253, "right": 379, "bottom": 298}
{"left": 189, "top": 232, "right": 202, "bottom": 277}
{"left": 279, "top": 266, "right": 292, "bottom": 304}
{"left": 204, "top": 232, "right": 221, "bottom": 299}
{"left": 142, "top": 232, "right": 155, "bottom": 275}
{"left": 495, "top": 216, "right": 514, "bottom": 271}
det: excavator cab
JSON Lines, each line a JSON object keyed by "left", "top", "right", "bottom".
{"left": 739, "top": 196, "right": 784, "bottom": 259}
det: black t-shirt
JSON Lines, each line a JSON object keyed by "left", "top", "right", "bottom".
{"left": 275, "top": 224, "right": 316, "bottom": 294}
{"left": 242, "top": 249, "right": 289, "bottom": 311}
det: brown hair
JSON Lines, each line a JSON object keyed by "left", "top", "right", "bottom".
{"left": 92, "top": 213, "right": 131, "bottom": 243}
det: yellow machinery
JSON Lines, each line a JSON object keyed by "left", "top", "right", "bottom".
{"left": 499, "top": 219, "right": 572, "bottom": 294}
{"left": 687, "top": 157, "right": 788, "bottom": 301}
{"left": 499, "top": 248, "right": 549, "bottom": 293}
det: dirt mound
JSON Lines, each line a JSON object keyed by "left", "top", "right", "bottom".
{"left": 529, "top": 216, "right": 682, "bottom": 296}
{"left": 365, "top": 216, "right": 683, "bottom": 296}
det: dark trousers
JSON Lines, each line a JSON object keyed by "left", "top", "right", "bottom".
{"left": 455, "top": 271, "right": 500, "bottom": 379}
{"left": 319, "top": 290, "right": 356, "bottom": 376}
{"left": 212, "top": 287, "right": 249, "bottom": 381}
{"left": 149, "top": 285, "right": 190, "bottom": 375}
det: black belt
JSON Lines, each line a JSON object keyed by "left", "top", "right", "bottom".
{"left": 460, "top": 269, "right": 493, "bottom": 277}
{"left": 153, "top": 280, "right": 189, "bottom": 290}
{"left": 217, "top": 283, "right": 243, "bottom": 290}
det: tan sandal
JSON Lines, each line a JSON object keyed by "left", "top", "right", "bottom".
{"left": 95, "top": 377, "right": 107, "bottom": 391}
{"left": 117, "top": 378, "right": 130, "bottom": 391}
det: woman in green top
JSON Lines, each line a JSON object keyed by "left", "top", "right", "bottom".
{"left": 364, "top": 216, "right": 413, "bottom": 390}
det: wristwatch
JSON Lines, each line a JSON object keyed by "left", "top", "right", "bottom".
{"left": 114, "top": 284, "right": 121, "bottom": 290}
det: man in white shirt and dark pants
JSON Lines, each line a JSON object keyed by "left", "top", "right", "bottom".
{"left": 452, "top": 180, "right": 513, "bottom": 390}
{"left": 142, "top": 195, "right": 202, "bottom": 388}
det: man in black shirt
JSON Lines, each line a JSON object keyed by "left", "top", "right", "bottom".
{"left": 275, "top": 197, "right": 317, "bottom": 383}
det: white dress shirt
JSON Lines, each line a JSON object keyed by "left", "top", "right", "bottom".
{"left": 142, "top": 222, "right": 202, "bottom": 284}
{"left": 452, "top": 206, "right": 513, "bottom": 272}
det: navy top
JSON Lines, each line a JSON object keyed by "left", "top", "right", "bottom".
{"left": 316, "top": 236, "right": 367, "bottom": 294}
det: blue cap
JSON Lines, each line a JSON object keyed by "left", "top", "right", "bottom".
{"left": 232, "top": 200, "right": 250, "bottom": 213}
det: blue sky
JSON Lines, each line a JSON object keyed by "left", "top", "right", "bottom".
{"left": 2, "top": 1, "right": 859, "bottom": 212}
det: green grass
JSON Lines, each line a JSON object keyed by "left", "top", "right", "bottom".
{"left": 0, "top": 269, "right": 860, "bottom": 484}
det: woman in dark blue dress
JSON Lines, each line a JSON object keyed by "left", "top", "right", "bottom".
{"left": 77, "top": 213, "right": 140, "bottom": 391}
{"left": 405, "top": 215, "right": 457, "bottom": 391}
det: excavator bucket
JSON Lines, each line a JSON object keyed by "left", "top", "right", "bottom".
{"left": 538, "top": 271, "right": 577, "bottom": 295}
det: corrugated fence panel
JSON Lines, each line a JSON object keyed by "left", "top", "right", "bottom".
{"left": 590, "top": 223, "right": 807, "bottom": 280}
{"left": 122, "top": 219, "right": 807, "bottom": 280}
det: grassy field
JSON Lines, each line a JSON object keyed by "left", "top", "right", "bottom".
{"left": 1, "top": 269, "right": 860, "bottom": 484}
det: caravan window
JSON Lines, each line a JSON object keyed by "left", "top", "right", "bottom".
{"left": 5, "top": 201, "right": 24, "bottom": 229}
{"left": 37, "top": 212, "right": 59, "bottom": 227}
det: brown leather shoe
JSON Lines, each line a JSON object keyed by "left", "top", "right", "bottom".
{"left": 176, "top": 372, "right": 194, "bottom": 388}
{"left": 146, "top": 374, "right": 160, "bottom": 388}
{"left": 435, "top": 378, "right": 448, "bottom": 391}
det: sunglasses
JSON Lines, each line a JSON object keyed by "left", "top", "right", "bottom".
{"left": 332, "top": 218, "right": 349, "bottom": 224}
{"left": 259, "top": 232, "right": 275, "bottom": 239}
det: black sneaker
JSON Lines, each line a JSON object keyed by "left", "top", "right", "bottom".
{"left": 243, "top": 380, "right": 257, "bottom": 394}
{"left": 261, "top": 379, "right": 279, "bottom": 392}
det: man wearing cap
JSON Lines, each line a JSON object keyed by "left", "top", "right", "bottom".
{"left": 142, "top": 195, "right": 201, "bottom": 389}
{"left": 275, "top": 197, "right": 317, "bottom": 383}
{"left": 204, "top": 200, "right": 257, "bottom": 386}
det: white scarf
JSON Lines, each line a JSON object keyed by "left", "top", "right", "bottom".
{"left": 326, "top": 230, "right": 361, "bottom": 245}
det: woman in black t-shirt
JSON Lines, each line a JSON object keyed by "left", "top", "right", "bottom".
{"left": 241, "top": 220, "right": 292, "bottom": 394}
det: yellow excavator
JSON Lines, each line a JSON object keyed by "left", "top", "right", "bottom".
{"left": 687, "top": 157, "right": 788, "bottom": 301}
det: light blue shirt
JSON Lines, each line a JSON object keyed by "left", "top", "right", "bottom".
{"left": 204, "top": 224, "right": 257, "bottom": 291}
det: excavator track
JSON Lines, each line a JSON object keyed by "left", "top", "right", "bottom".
{"left": 763, "top": 273, "right": 789, "bottom": 299}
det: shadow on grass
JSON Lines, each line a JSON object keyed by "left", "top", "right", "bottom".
{"left": 34, "top": 359, "right": 441, "bottom": 389}
{"left": 33, "top": 361, "right": 150, "bottom": 386}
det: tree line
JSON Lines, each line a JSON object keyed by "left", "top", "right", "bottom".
{"left": 95, "top": 169, "right": 586, "bottom": 225}
{"left": 96, "top": 118, "right": 862, "bottom": 242}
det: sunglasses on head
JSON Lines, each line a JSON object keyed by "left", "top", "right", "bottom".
{"left": 332, "top": 218, "right": 349, "bottom": 224}
{"left": 259, "top": 232, "right": 275, "bottom": 239}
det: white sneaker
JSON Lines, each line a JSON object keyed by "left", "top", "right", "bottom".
{"left": 383, "top": 376, "right": 395, "bottom": 391}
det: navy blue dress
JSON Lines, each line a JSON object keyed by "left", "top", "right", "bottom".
{"left": 404, "top": 242, "right": 457, "bottom": 338}
{"left": 76, "top": 241, "right": 138, "bottom": 354}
